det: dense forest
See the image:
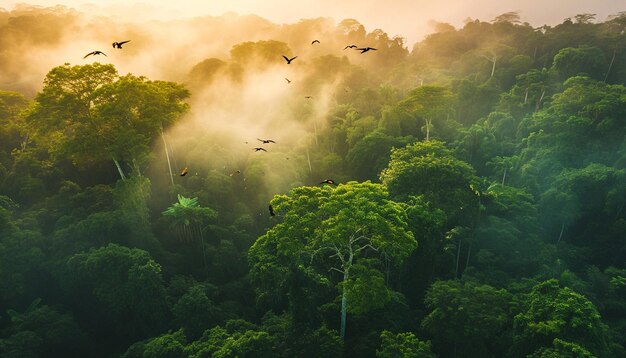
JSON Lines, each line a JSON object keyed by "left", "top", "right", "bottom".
{"left": 1, "top": 5, "right": 626, "bottom": 357}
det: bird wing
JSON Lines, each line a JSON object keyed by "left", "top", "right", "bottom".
{"left": 370, "top": 47, "right": 378, "bottom": 50}
{"left": 101, "top": 52, "right": 108, "bottom": 56}
{"left": 282, "top": 55, "right": 290, "bottom": 62}
{"left": 119, "top": 40, "right": 130, "bottom": 45}
{"left": 312, "top": 40, "right": 320, "bottom": 44}
{"left": 83, "top": 52, "right": 94, "bottom": 58}
{"left": 268, "top": 140, "right": 276, "bottom": 143}
{"left": 112, "top": 42, "right": 117, "bottom": 48}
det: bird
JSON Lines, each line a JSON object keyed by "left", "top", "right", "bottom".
{"left": 268, "top": 204, "right": 275, "bottom": 216}
{"left": 230, "top": 170, "right": 241, "bottom": 176}
{"left": 356, "top": 47, "right": 377, "bottom": 53}
{"left": 254, "top": 147, "right": 267, "bottom": 152}
{"left": 344, "top": 44, "right": 358, "bottom": 50}
{"left": 305, "top": 96, "right": 312, "bottom": 99}
{"left": 180, "top": 167, "right": 188, "bottom": 176}
{"left": 112, "top": 40, "right": 130, "bottom": 49}
{"left": 257, "top": 138, "right": 276, "bottom": 144}
{"left": 320, "top": 179, "right": 337, "bottom": 185}
{"left": 83, "top": 51, "right": 107, "bottom": 59}
{"left": 282, "top": 55, "right": 297, "bottom": 64}
{"left": 311, "top": 40, "right": 320, "bottom": 44}
{"left": 285, "top": 78, "right": 291, "bottom": 84}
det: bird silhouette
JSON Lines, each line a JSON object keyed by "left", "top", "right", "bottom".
{"left": 311, "top": 40, "right": 320, "bottom": 44}
{"left": 269, "top": 204, "right": 275, "bottom": 216}
{"left": 344, "top": 44, "right": 358, "bottom": 50}
{"left": 254, "top": 147, "right": 267, "bottom": 152}
{"left": 112, "top": 40, "right": 130, "bottom": 49}
{"left": 320, "top": 179, "right": 337, "bottom": 185}
{"left": 230, "top": 170, "right": 241, "bottom": 176}
{"left": 83, "top": 51, "right": 107, "bottom": 58}
{"left": 257, "top": 138, "right": 276, "bottom": 144}
{"left": 356, "top": 47, "right": 377, "bottom": 53}
{"left": 305, "top": 96, "right": 312, "bottom": 99}
{"left": 285, "top": 78, "right": 291, "bottom": 83}
{"left": 180, "top": 167, "right": 188, "bottom": 176}
{"left": 282, "top": 55, "right": 297, "bottom": 64}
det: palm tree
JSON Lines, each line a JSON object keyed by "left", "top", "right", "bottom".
{"left": 162, "top": 194, "right": 217, "bottom": 276}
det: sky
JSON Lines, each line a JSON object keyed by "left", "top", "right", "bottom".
{"left": 2, "top": 0, "right": 624, "bottom": 45}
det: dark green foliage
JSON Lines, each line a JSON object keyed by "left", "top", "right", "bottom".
{"left": 1, "top": 10, "right": 625, "bottom": 358}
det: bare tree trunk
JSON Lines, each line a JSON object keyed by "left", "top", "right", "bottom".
{"left": 161, "top": 129, "right": 174, "bottom": 186}
{"left": 604, "top": 49, "right": 616, "bottom": 83}
{"left": 455, "top": 240, "right": 462, "bottom": 279}
{"left": 490, "top": 56, "right": 497, "bottom": 77}
{"left": 535, "top": 88, "right": 546, "bottom": 112}
{"left": 425, "top": 118, "right": 432, "bottom": 141}
{"left": 524, "top": 88, "right": 529, "bottom": 104}
{"left": 465, "top": 243, "right": 472, "bottom": 270}
{"left": 113, "top": 158, "right": 126, "bottom": 180}
{"left": 306, "top": 148, "right": 313, "bottom": 175}
{"left": 199, "top": 224, "right": 209, "bottom": 279}
{"left": 340, "top": 269, "right": 349, "bottom": 340}
{"left": 556, "top": 222, "right": 565, "bottom": 244}
{"left": 502, "top": 167, "right": 507, "bottom": 185}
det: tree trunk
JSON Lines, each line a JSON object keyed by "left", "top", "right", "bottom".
{"left": 524, "top": 88, "right": 529, "bottom": 104}
{"left": 113, "top": 158, "right": 126, "bottom": 180}
{"left": 455, "top": 240, "right": 462, "bottom": 279}
{"left": 161, "top": 129, "right": 174, "bottom": 186}
{"left": 199, "top": 224, "right": 209, "bottom": 279}
{"left": 465, "top": 243, "right": 471, "bottom": 270}
{"left": 502, "top": 167, "right": 507, "bottom": 185}
{"left": 490, "top": 57, "right": 497, "bottom": 77}
{"left": 340, "top": 270, "right": 349, "bottom": 340}
{"left": 604, "top": 49, "right": 616, "bottom": 83}
{"left": 306, "top": 148, "right": 313, "bottom": 175}
{"left": 425, "top": 118, "right": 431, "bottom": 141}
{"left": 535, "top": 88, "right": 546, "bottom": 112}
{"left": 556, "top": 222, "right": 565, "bottom": 244}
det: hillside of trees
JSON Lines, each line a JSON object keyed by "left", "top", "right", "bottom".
{"left": 1, "top": 7, "right": 625, "bottom": 357}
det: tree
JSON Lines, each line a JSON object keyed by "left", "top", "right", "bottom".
{"left": 421, "top": 280, "right": 511, "bottom": 357}
{"left": 26, "top": 63, "right": 189, "bottom": 180}
{"left": 377, "top": 331, "right": 435, "bottom": 358}
{"left": 380, "top": 140, "right": 478, "bottom": 222}
{"left": 512, "top": 279, "right": 611, "bottom": 357}
{"left": 399, "top": 86, "right": 454, "bottom": 141}
{"left": 552, "top": 47, "right": 607, "bottom": 81}
{"left": 249, "top": 181, "right": 416, "bottom": 340}
{"left": 66, "top": 244, "right": 169, "bottom": 344}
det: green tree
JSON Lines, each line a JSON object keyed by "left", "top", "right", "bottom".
{"left": 512, "top": 279, "right": 611, "bottom": 357}
{"left": 421, "top": 280, "right": 511, "bottom": 357}
{"left": 249, "top": 181, "right": 415, "bottom": 340}
{"left": 26, "top": 63, "right": 189, "bottom": 179}
{"left": 380, "top": 140, "right": 478, "bottom": 222}
{"left": 399, "top": 86, "right": 454, "bottom": 141}
{"left": 376, "top": 331, "right": 435, "bottom": 358}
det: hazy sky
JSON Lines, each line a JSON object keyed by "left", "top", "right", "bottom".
{"left": 2, "top": 0, "right": 624, "bottom": 45}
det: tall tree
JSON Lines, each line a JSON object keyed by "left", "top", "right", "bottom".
{"left": 249, "top": 182, "right": 415, "bottom": 340}
{"left": 25, "top": 63, "right": 189, "bottom": 180}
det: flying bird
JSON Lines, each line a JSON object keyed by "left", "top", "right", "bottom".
{"left": 180, "top": 167, "right": 188, "bottom": 176}
{"left": 320, "top": 179, "right": 337, "bottom": 185}
{"left": 356, "top": 47, "right": 377, "bottom": 53}
{"left": 268, "top": 204, "right": 275, "bottom": 216}
{"left": 230, "top": 170, "right": 241, "bottom": 176}
{"left": 344, "top": 44, "right": 358, "bottom": 50}
{"left": 305, "top": 96, "right": 312, "bottom": 99}
{"left": 285, "top": 78, "right": 291, "bottom": 84}
{"left": 282, "top": 55, "right": 297, "bottom": 64}
{"left": 311, "top": 40, "right": 320, "bottom": 44}
{"left": 257, "top": 138, "right": 276, "bottom": 144}
{"left": 83, "top": 51, "right": 107, "bottom": 59}
{"left": 254, "top": 147, "right": 268, "bottom": 152}
{"left": 112, "top": 40, "right": 130, "bottom": 49}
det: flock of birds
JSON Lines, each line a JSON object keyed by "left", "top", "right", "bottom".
{"left": 83, "top": 37, "right": 374, "bottom": 216}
